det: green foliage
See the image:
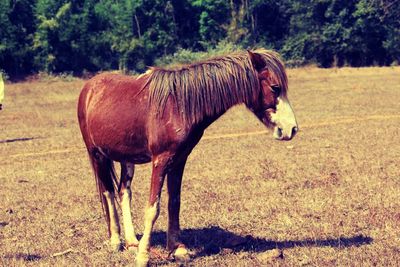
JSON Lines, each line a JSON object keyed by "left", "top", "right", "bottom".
{"left": 33, "top": 0, "right": 107, "bottom": 74}
{"left": 349, "top": 0, "right": 387, "bottom": 66}
{"left": 380, "top": 0, "right": 400, "bottom": 63}
{"left": 191, "top": 0, "right": 230, "bottom": 48}
{"left": 282, "top": 0, "right": 396, "bottom": 67}
{"left": 0, "top": 0, "right": 35, "bottom": 77}
{"left": 93, "top": 0, "right": 142, "bottom": 72}
{"left": 0, "top": 0, "right": 399, "bottom": 78}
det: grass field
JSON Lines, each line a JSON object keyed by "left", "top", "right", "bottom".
{"left": 1, "top": 67, "right": 399, "bottom": 266}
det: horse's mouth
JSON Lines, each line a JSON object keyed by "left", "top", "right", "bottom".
{"left": 273, "top": 126, "right": 298, "bottom": 141}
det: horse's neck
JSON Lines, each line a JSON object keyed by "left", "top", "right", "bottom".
{"left": 190, "top": 104, "right": 235, "bottom": 131}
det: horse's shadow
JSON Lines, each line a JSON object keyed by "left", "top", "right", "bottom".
{"left": 150, "top": 226, "right": 372, "bottom": 258}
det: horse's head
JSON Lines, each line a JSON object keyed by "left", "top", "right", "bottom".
{"left": 247, "top": 50, "right": 298, "bottom": 141}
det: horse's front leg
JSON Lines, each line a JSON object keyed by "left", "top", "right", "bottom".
{"left": 167, "top": 158, "right": 190, "bottom": 261}
{"left": 136, "top": 155, "right": 169, "bottom": 267}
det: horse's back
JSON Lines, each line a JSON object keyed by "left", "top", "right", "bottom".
{"left": 77, "top": 72, "right": 151, "bottom": 163}
{"left": 79, "top": 72, "right": 145, "bottom": 100}
{"left": 78, "top": 72, "right": 144, "bottom": 129}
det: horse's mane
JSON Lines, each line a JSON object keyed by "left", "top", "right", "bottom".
{"left": 146, "top": 49, "right": 288, "bottom": 123}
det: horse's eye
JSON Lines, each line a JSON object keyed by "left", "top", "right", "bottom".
{"left": 271, "top": 85, "right": 281, "bottom": 95}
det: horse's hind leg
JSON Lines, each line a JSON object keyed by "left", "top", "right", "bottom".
{"left": 90, "top": 153, "right": 122, "bottom": 251}
{"left": 120, "top": 162, "right": 139, "bottom": 250}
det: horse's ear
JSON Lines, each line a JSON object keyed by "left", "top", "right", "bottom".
{"left": 247, "top": 50, "right": 265, "bottom": 71}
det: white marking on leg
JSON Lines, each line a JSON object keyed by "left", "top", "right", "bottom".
{"left": 136, "top": 201, "right": 159, "bottom": 265}
{"left": 121, "top": 187, "right": 139, "bottom": 248}
{"left": 174, "top": 246, "right": 189, "bottom": 259}
{"left": 103, "top": 191, "right": 121, "bottom": 250}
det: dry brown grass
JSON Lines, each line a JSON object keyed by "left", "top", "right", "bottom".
{"left": 1, "top": 67, "right": 400, "bottom": 266}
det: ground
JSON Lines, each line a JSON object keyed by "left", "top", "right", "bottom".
{"left": 0, "top": 67, "right": 399, "bottom": 266}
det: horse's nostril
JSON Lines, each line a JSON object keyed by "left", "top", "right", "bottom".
{"left": 277, "top": 127, "right": 283, "bottom": 137}
{"left": 292, "top": 126, "right": 298, "bottom": 137}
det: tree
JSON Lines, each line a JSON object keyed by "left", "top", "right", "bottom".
{"left": 34, "top": 0, "right": 106, "bottom": 74}
{"left": 0, "top": 0, "right": 35, "bottom": 77}
{"left": 247, "top": 0, "right": 290, "bottom": 48}
{"left": 94, "top": 0, "right": 142, "bottom": 72}
{"left": 191, "top": 0, "right": 230, "bottom": 48}
{"left": 281, "top": 0, "right": 391, "bottom": 67}
{"left": 381, "top": 0, "right": 400, "bottom": 63}
{"left": 349, "top": 0, "right": 388, "bottom": 65}
{"left": 2, "top": 0, "right": 400, "bottom": 77}
{"left": 281, "top": 0, "right": 331, "bottom": 66}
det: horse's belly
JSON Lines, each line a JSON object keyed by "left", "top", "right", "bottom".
{"left": 89, "top": 121, "right": 151, "bottom": 163}
{"left": 106, "top": 148, "right": 151, "bottom": 164}
{"left": 87, "top": 107, "right": 151, "bottom": 163}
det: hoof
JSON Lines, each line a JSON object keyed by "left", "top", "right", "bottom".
{"left": 109, "top": 236, "right": 123, "bottom": 252}
{"left": 125, "top": 243, "right": 139, "bottom": 252}
{"left": 135, "top": 253, "right": 149, "bottom": 267}
{"left": 173, "top": 245, "right": 190, "bottom": 263}
{"left": 110, "top": 242, "right": 123, "bottom": 252}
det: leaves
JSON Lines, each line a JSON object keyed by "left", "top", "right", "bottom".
{"left": 0, "top": 0, "right": 399, "bottom": 78}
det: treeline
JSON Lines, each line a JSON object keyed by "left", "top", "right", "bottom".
{"left": 0, "top": 0, "right": 399, "bottom": 78}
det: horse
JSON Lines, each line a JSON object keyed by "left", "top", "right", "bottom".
{"left": 77, "top": 49, "right": 298, "bottom": 266}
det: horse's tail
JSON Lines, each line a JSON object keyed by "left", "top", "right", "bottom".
{"left": 87, "top": 152, "right": 120, "bottom": 235}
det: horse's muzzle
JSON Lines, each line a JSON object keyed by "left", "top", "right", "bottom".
{"left": 274, "top": 125, "right": 298, "bottom": 141}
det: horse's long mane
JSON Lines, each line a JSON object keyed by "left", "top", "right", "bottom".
{"left": 146, "top": 49, "right": 288, "bottom": 123}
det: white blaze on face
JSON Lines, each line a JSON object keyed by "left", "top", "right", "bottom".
{"left": 270, "top": 96, "right": 298, "bottom": 140}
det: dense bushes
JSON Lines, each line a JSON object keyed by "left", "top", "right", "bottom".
{"left": 0, "top": 0, "right": 399, "bottom": 78}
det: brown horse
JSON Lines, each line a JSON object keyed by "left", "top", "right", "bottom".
{"left": 77, "top": 49, "right": 298, "bottom": 266}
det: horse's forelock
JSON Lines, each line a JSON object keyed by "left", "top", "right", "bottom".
{"left": 253, "top": 49, "right": 288, "bottom": 96}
